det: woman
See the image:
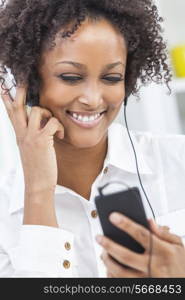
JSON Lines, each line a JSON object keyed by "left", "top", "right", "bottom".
{"left": 0, "top": 0, "right": 185, "bottom": 277}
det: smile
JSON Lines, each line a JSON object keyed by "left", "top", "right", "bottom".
{"left": 66, "top": 110, "right": 106, "bottom": 129}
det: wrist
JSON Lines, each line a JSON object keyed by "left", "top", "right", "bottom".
{"left": 24, "top": 189, "right": 58, "bottom": 227}
{"left": 24, "top": 184, "right": 56, "bottom": 195}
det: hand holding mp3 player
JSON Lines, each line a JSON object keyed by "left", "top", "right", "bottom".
{"left": 95, "top": 182, "right": 150, "bottom": 262}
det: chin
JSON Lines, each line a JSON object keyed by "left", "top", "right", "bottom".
{"left": 65, "top": 134, "right": 104, "bottom": 149}
{"left": 71, "top": 139, "right": 100, "bottom": 149}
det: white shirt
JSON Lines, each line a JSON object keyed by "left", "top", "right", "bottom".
{"left": 1, "top": 122, "right": 185, "bottom": 278}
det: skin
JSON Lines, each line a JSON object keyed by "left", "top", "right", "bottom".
{"left": 38, "top": 18, "right": 127, "bottom": 199}
{"left": 96, "top": 213, "right": 185, "bottom": 278}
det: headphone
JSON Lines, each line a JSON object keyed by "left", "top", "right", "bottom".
{"left": 123, "top": 96, "right": 155, "bottom": 277}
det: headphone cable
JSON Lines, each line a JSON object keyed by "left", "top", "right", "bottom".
{"left": 123, "top": 100, "right": 156, "bottom": 220}
{"left": 123, "top": 99, "right": 155, "bottom": 277}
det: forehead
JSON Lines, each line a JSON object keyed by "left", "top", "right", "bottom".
{"left": 40, "top": 18, "right": 127, "bottom": 70}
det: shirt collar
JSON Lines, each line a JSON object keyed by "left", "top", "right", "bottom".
{"left": 106, "top": 122, "right": 153, "bottom": 175}
{"left": 9, "top": 122, "right": 152, "bottom": 215}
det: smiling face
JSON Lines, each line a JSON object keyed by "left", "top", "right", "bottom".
{"left": 38, "top": 18, "right": 127, "bottom": 149}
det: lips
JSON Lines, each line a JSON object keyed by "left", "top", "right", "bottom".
{"left": 66, "top": 110, "right": 106, "bottom": 116}
{"left": 66, "top": 110, "right": 106, "bottom": 129}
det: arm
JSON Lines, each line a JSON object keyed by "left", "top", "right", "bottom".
{"left": 23, "top": 189, "right": 58, "bottom": 227}
{"left": 1, "top": 87, "right": 75, "bottom": 277}
{"left": 0, "top": 188, "right": 76, "bottom": 278}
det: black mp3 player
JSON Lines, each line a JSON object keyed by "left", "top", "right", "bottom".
{"left": 95, "top": 183, "right": 150, "bottom": 261}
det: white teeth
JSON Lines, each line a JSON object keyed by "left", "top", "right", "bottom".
{"left": 83, "top": 116, "right": 89, "bottom": 122}
{"left": 73, "top": 113, "right": 78, "bottom": 118}
{"left": 71, "top": 113, "right": 101, "bottom": 122}
{"left": 89, "top": 115, "right": 95, "bottom": 121}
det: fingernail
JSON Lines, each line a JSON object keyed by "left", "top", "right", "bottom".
{"left": 40, "top": 118, "right": 48, "bottom": 128}
{"left": 96, "top": 235, "right": 103, "bottom": 244}
{"left": 109, "top": 212, "right": 123, "bottom": 224}
{"left": 160, "top": 225, "right": 170, "bottom": 231}
{"left": 149, "top": 219, "right": 158, "bottom": 229}
{"left": 59, "top": 132, "right": 64, "bottom": 139}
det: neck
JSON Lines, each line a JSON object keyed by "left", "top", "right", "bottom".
{"left": 54, "top": 134, "right": 108, "bottom": 198}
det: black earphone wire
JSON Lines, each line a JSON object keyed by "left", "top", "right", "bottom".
{"left": 123, "top": 98, "right": 155, "bottom": 278}
{"left": 123, "top": 100, "right": 156, "bottom": 220}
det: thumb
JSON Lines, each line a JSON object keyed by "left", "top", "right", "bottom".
{"left": 56, "top": 129, "right": 65, "bottom": 140}
{"left": 43, "top": 117, "right": 64, "bottom": 139}
{"left": 55, "top": 122, "right": 65, "bottom": 140}
{"left": 148, "top": 219, "right": 159, "bottom": 235}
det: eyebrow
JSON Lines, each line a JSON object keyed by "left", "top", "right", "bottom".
{"left": 55, "top": 61, "right": 125, "bottom": 70}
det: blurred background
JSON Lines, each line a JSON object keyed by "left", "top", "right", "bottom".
{"left": 0, "top": 0, "right": 185, "bottom": 176}
{"left": 116, "top": 0, "right": 185, "bottom": 134}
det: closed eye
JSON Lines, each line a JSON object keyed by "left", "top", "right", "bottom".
{"left": 59, "top": 75, "right": 83, "bottom": 82}
{"left": 103, "top": 77, "right": 124, "bottom": 83}
{"left": 58, "top": 75, "right": 124, "bottom": 84}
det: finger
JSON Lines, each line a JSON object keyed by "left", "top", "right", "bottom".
{"left": 109, "top": 212, "right": 157, "bottom": 251}
{"left": 26, "top": 105, "right": 32, "bottom": 117}
{"left": 101, "top": 252, "right": 144, "bottom": 278}
{"left": 0, "top": 80, "right": 13, "bottom": 98}
{"left": 149, "top": 219, "right": 183, "bottom": 246}
{"left": 41, "top": 117, "right": 64, "bottom": 139}
{"left": 149, "top": 219, "right": 169, "bottom": 234}
{"left": 14, "top": 85, "right": 27, "bottom": 106}
{"left": 96, "top": 235, "right": 147, "bottom": 272}
{"left": 1, "top": 85, "right": 28, "bottom": 127}
{"left": 107, "top": 272, "right": 113, "bottom": 278}
{"left": 149, "top": 219, "right": 170, "bottom": 233}
{"left": 1, "top": 91, "right": 14, "bottom": 111}
{"left": 27, "top": 106, "right": 53, "bottom": 131}
{"left": 160, "top": 226, "right": 170, "bottom": 232}
{"left": 13, "top": 86, "right": 28, "bottom": 125}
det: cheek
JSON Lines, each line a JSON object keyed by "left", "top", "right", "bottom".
{"left": 106, "top": 87, "right": 125, "bottom": 109}
{"left": 39, "top": 82, "right": 72, "bottom": 108}
{"left": 39, "top": 80, "right": 125, "bottom": 111}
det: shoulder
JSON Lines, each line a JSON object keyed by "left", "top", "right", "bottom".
{"left": 133, "top": 128, "right": 185, "bottom": 144}
{"left": 133, "top": 129, "right": 185, "bottom": 163}
{"left": 110, "top": 122, "right": 185, "bottom": 154}
{"left": 109, "top": 122, "right": 185, "bottom": 173}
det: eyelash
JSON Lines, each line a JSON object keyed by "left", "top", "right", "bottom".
{"left": 58, "top": 75, "right": 124, "bottom": 84}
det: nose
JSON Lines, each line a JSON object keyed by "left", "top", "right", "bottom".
{"left": 78, "top": 82, "right": 104, "bottom": 108}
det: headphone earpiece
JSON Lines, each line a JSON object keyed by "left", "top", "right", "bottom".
{"left": 124, "top": 96, "right": 128, "bottom": 106}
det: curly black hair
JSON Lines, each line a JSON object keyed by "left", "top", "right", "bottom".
{"left": 0, "top": 0, "right": 172, "bottom": 106}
